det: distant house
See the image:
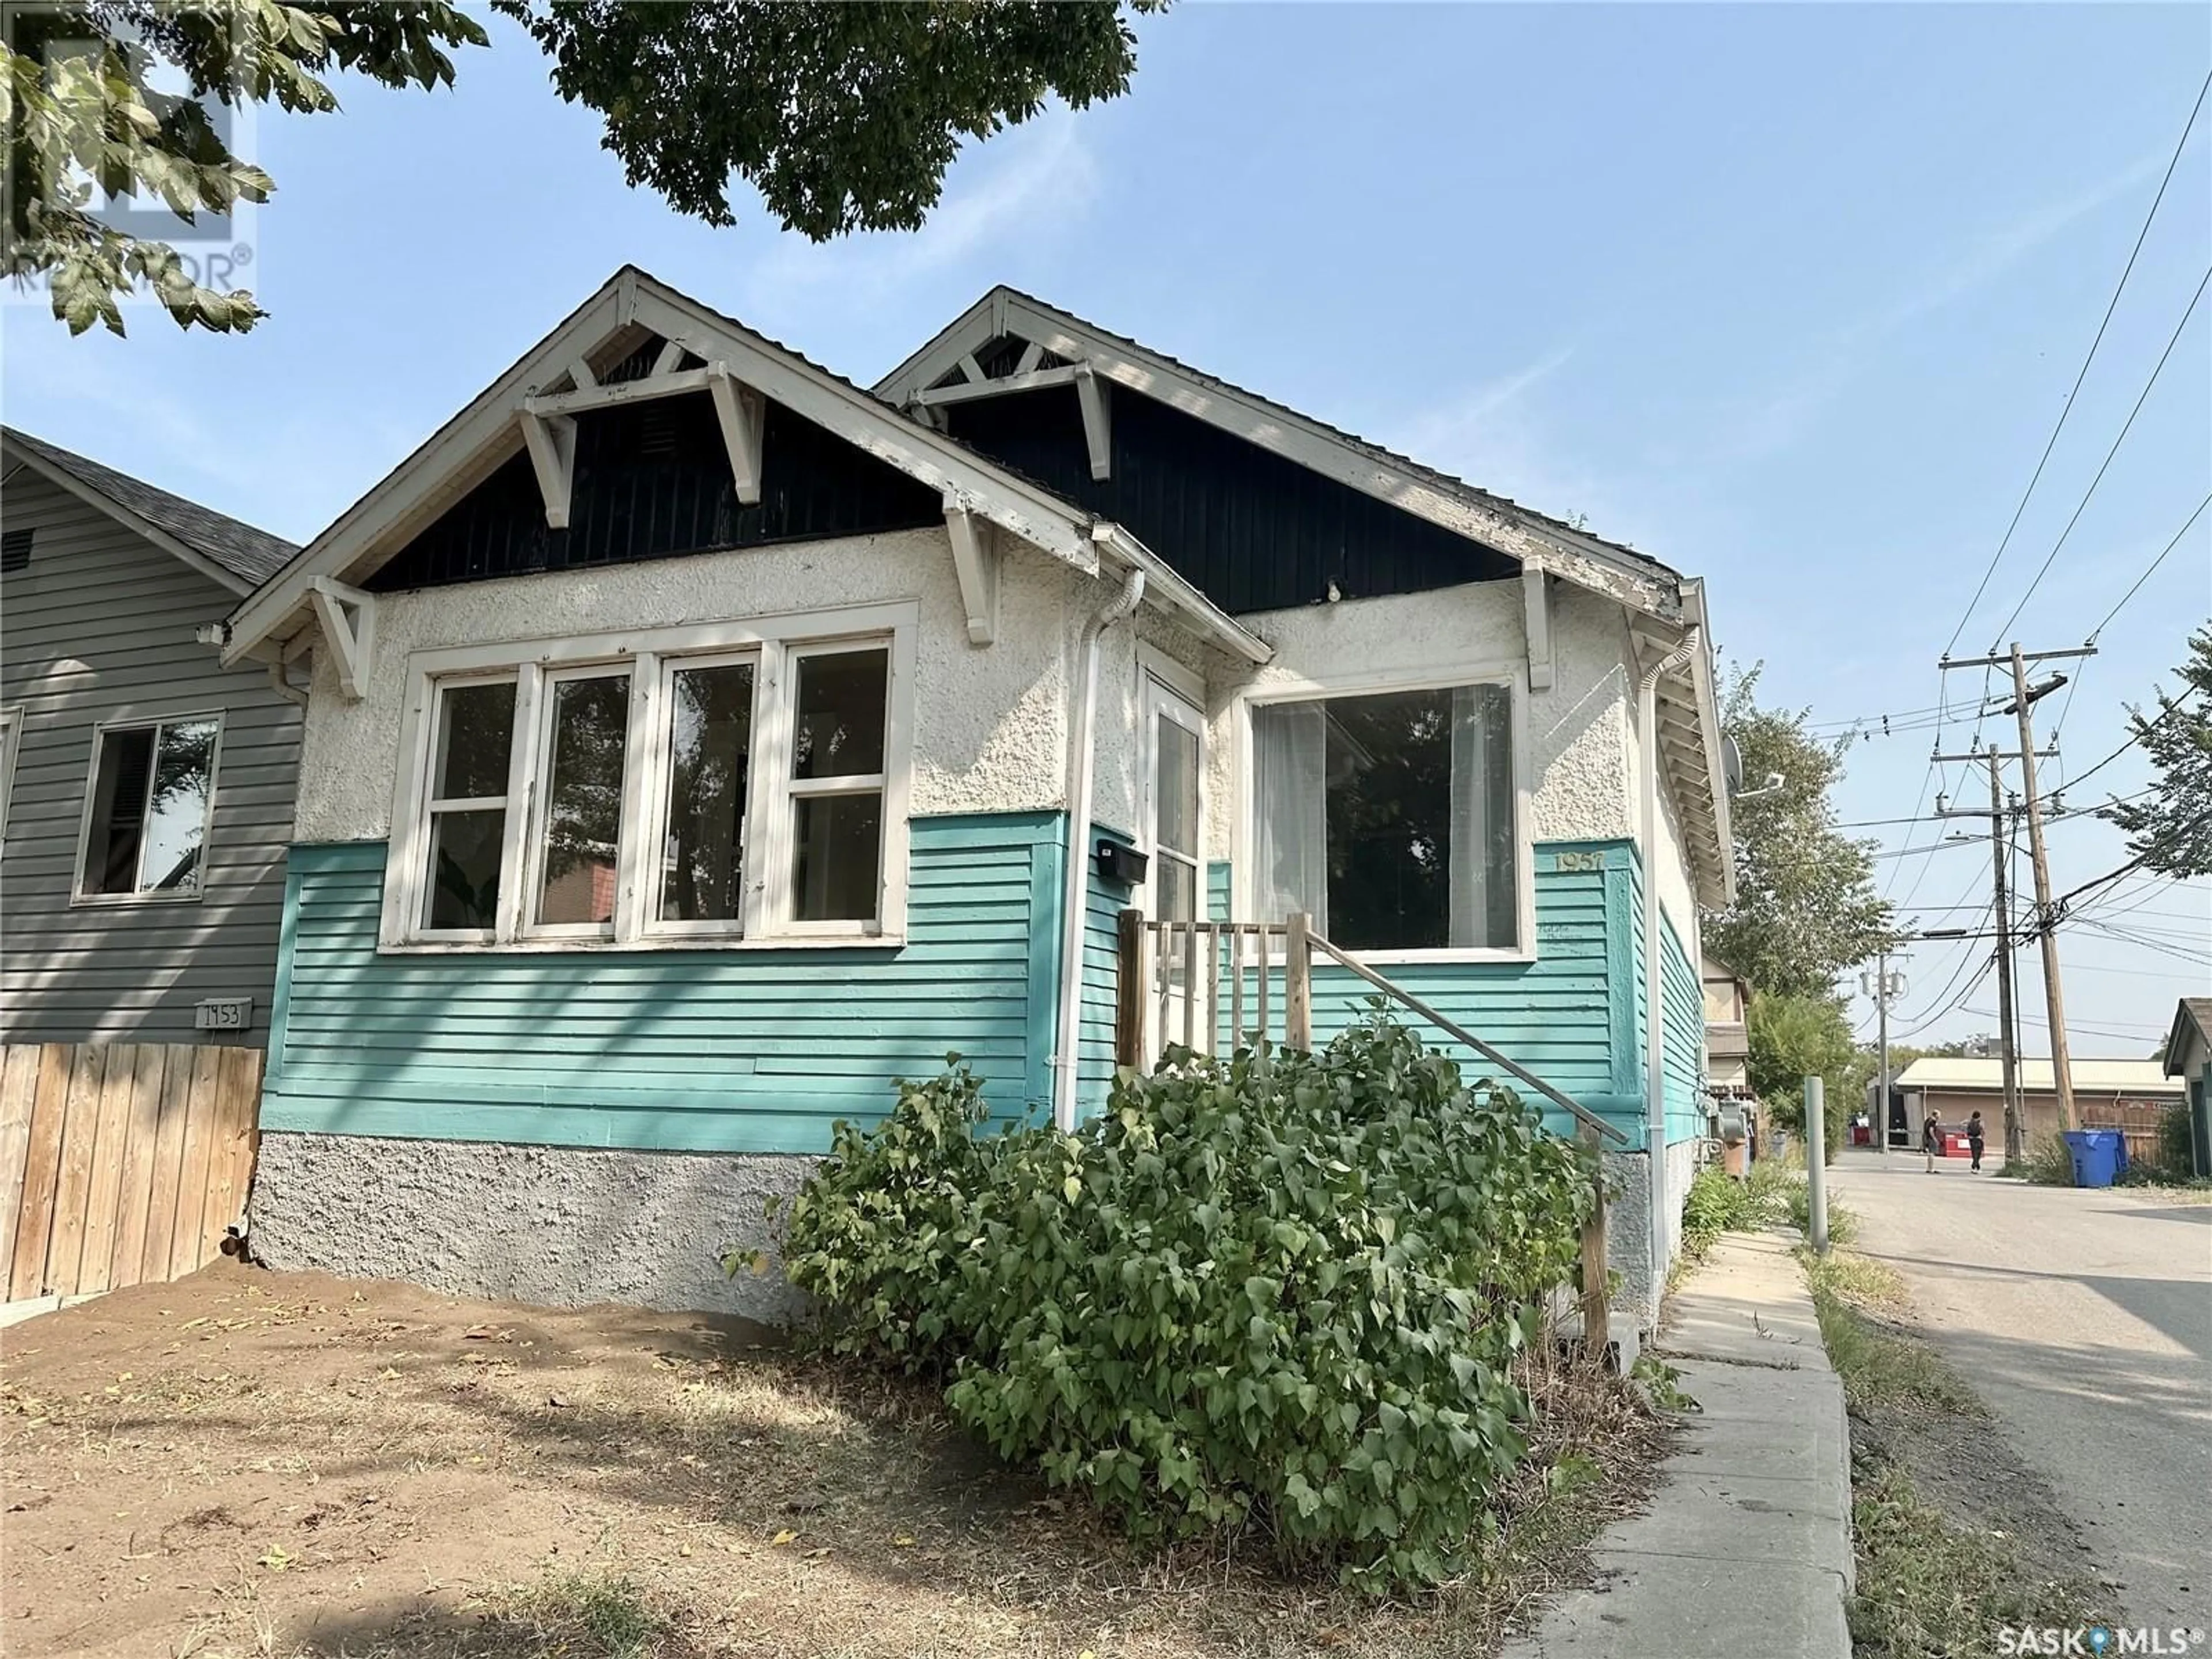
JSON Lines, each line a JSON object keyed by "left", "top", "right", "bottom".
{"left": 1892, "top": 1055, "right": 2184, "bottom": 1161}
{"left": 1, "top": 428, "right": 302, "bottom": 1047}
{"left": 2160, "top": 998, "right": 2211, "bottom": 1178}
{"left": 216, "top": 268, "right": 1734, "bottom": 1328}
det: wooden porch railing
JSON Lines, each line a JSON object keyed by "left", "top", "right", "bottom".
{"left": 1113, "top": 909, "right": 1623, "bottom": 1355}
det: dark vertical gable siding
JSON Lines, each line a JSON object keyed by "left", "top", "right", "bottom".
{"left": 370, "top": 393, "right": 942, "bottom": 592}
{"left": 0, "top": 470, "right": 302, "bottom": 1046}
{"left": 945, "top": 386, "right": 1515, "bottom": 614}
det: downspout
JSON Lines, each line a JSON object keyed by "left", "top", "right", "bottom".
{"left": 1637, "top": 626, "right": 1701, "bottom": 1297}
{"left": 1052, "top": 560, "right": 1146, "bottom": 1132}
{"left": 265, "top": 661, "right": 309, "bottom": 707}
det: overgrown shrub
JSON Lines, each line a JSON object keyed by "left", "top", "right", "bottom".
{"left": 772, "top": 1016, "right": 1597, "bottom": 1592}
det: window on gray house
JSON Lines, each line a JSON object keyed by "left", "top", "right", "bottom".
{"left": 80, "top": 717, "right": 219, "bottom": 897}
{"left": 1251, "top": 684, "right": 1516, "bottom": 950}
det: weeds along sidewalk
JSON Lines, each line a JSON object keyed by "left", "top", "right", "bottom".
{"left": 1501, "top": 1229, "right": 1853, "bottom": 1659}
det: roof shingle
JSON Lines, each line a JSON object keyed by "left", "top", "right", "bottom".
{"left": 2, "top": 426, "right": 297, "bottom": 586}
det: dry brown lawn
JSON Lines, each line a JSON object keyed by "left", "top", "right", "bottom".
{"left": 0, "top": 1263, "right": 1664, "bottom": 1659}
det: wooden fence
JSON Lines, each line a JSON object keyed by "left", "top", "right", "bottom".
{"left": 1115, "top": 910, "right": 1622, "bottom": 1355}
{"left": 0, "top": 1042, "right": 262, "bottom": 1302}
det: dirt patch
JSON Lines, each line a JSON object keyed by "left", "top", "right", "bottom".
{"left": 2, "top": 1263, "right": 1667, "bottom": 1659}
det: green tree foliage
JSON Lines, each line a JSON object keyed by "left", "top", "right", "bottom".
{"left": 1746, "top": 988, "right": 1855, "bottom": 1160}
{"left": 767, "top": 1018, "right": 1596, "bottom": 1592}
{"left": 3, "top": 2, "right": 486, "bottom": 334}
{"left": 2101, "top": 624, "right": 2212, "bottom": 879}
{"left": 1703, "top": 666, "right": 1895, "bottom": 1001}
{"left": 5, "top": 0, "right": 1158, "bottom": 336}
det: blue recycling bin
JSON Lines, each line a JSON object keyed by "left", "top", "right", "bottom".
{"left": 2061, "top": 1129, "right": 2126, "bottom": 1188}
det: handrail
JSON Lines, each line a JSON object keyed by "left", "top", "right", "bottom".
{"left": 1306, "top": 931, "right": 1631, "bottom": 1145}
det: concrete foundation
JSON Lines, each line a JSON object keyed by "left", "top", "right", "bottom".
{"left": 248, "top": 1132, "right": 816, "bottom": 1323}
{"left": 1602, "top": 1139, "right": 1702, "bottom": 1333}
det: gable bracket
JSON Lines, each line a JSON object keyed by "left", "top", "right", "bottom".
{"left": 943, "top": 499, "right": 1001, "bottom": 646}
{"left": 1522, "top": 564, "right": 1554, "bottom": 692}
{"left": 707, "top": 363, "right": 766, "bottom": 507}
{"left": 1073, "top": 363, "right": 1111, "bottom": 482}
{"left": 518, "top": 408, "right": 577, "bottom": 529}
{"left": 308, "top": 576, "right": 376, "bottom": 701}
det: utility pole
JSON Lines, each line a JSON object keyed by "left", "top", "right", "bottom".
{"left": 1861, "top": 950, "right": 1907, "bottom": 1154}
{"left": 1988, "top": 747, "right": 2023, "bottom": 1164}
{"left": 1941, "top": 642, "right": 2094, "bottom": 1137}
{"left": 2008, "top": 644, "right": 2077, "bottom": 1135}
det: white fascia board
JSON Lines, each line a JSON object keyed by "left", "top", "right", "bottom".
{"left": 226, "top": 270, "right": 1104, "bottom": 667}
{"left": 879, "top": 289, "right": 1681, "bottom": 623}
{"left": 1093, "top": 524, "right": 1272, "bottom": 666}
{"left": 3, "top": 439, "right": 255, "bottom": 599}
{"left": 1680, "top": 578, "right": 1736, "bottom": 909}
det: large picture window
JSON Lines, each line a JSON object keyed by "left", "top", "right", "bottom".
{"left": 75, "top": 715, "right": 220, "bottom": 902}
{"left": 1250, "top": 680, "right": 1520, "bottom": 953}
{"left": 383, "top": 609, "right": 913, "bottom": 951}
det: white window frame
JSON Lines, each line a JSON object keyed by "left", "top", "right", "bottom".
{"left": 380, "top": 602, "right": 917, "bottom": 953}
{"left": 411, "top": 669, "right": 523, "bottom": 944}
{"left": 1230, "top": 657, "right": 1536, "bottom": 964}
{"left": 70, "top": 709, "right": 225, "bottom": 908}
{"left": 1137, "top": 648, "right": 1208, "bottom": 928}
{"left": 0, "top": 705, "right": 21, "bottom": 848}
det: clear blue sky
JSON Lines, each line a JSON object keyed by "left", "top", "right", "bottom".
{"left": 5, "top": 2, "right": 2207, "bottom": 1055}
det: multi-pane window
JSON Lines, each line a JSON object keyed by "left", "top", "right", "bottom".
{"left": 423, "top": 679, "right": 514, "bottom": 932}
{"left": 387, "top": 618, "right": 906, "bottom": 949}
{"left": 77, "top": 717, "right": 219, "bottom": 900}
{"left": 1251, "top": 681, "right": 1518, "bottom": 953}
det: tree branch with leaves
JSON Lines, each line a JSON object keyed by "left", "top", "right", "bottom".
{"left": 3, "top": 0, "right": 1160, "bottom": 337}
{"left": 2100, "top": 623, "right": 2212, "bottom": 880}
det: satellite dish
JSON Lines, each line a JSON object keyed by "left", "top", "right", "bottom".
{"left": 1721, "top": 733, "right": 1744, "bottom": 796}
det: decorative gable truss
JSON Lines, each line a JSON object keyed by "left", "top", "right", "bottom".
{"left": 516, "top": 344, "right": 767, "bottom": 529}
{"left": 903, "top": 329, "right": 1113, "bottom": 482}
{"left": 222, "top": 268, "right": 1270, "bottom": 683}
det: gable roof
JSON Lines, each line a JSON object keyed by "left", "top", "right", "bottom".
{"left": 876, "top": 286, "right": 1684, "bottom": 621}
{"left": 2165, "top": 998, "right": 2212, "bottom": 1077}
{"left": 222, "top": 266, "right": 1267, "bottom": 669}
{"left": 1, "top": 426, "right": 297, "bottom": 593}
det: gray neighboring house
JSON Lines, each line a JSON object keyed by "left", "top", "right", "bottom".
{"left": 1, "top": 427, "right": 302, "bottom": 1047}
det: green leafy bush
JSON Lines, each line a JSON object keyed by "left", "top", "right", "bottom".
{"left": 774, "top": 1017, "right": 1597, "bottom": 1592}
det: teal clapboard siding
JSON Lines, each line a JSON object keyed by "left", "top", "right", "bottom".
{"left": 1658, "top": 911, "right": 1705, "bottom": 1144}
{"left": 1190, "top": 843, "right": 1646, "bottom": 1139}
{"left": 264, "top": 813, "right": 1066, "bottom": 1154}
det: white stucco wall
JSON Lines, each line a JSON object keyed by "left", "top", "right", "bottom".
{"left": 294, "top": 527, "right": 1095, "bottom": 843}
{"left": 1640, "top": 687, "right": 1703, "bottom": 955}
{"left": 1195, "top": 578, "right": 1637, "bottom": 861}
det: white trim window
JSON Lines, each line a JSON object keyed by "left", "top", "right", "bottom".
{"left": 381, "top": 605, "right": 917, "bottom": 952}
{"left": 74, "top": 713, "right": 223, "bottom": 904}
{"left": 1245, "top": 671, "right": 1531, "bottom": 960}
{"left": 0, "top": 705, "right": 21, "bottom": 847}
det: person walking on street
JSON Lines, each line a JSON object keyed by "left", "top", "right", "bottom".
{"left": 1967, "top": 1109, "right": 1986, "bottom": 1173}
{"left": 1923, "top": 1108, "right": 1943, "bottom": 1173}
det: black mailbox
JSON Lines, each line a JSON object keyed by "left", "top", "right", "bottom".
{"left": 1095, "top": 839, "right": 1149, "bottom": 887}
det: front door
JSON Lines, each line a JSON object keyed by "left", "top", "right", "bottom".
{"left": 1142, "top": 675, "right": 1205, "bottom": 1055}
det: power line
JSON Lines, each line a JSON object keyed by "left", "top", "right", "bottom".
{"left": 1943, "top": 67, "right": 2211, "bottom": 657}
{"left": 2086, "top": 488, "right": 2212, "bottom": 643}
{"left": 1987, "top": 263, "right": 2212, "bottom": 645}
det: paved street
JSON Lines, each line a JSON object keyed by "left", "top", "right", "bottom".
{"left": 1830, "top": 1149, "right": 2212, "bottom": 1629}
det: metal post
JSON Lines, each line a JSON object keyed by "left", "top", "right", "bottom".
{"left": 1990, "top": 748, "right": 2024, "bottom": 1165}
{"left": 1804, "top": 1076, "right": 1829, "bottom": 1255}
{"left": 1875, "top": 944, "right": 1891, "bottom": 1156}
{"left": 2009, "top": 644, "right": 2078, "bottom": 1134}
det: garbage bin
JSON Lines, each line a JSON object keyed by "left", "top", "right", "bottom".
{"left": 2061, "top": 1128, "right": 2126, "bottom": 1188}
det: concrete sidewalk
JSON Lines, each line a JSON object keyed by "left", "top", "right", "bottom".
{"left": 1502, "top": 1230, "right": 1854, "bottom": 1658}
